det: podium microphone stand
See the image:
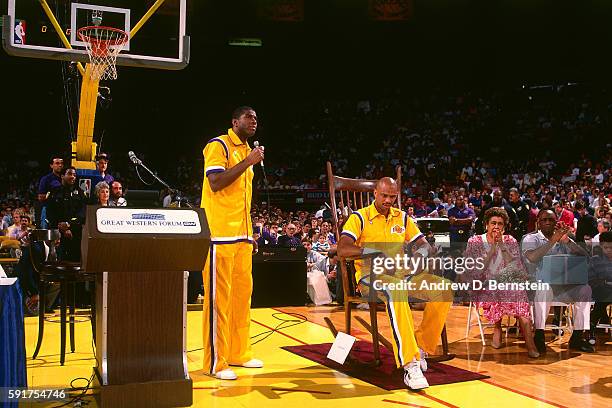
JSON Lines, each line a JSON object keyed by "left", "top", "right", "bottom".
{"left": 129, "top": 151, "right": 192, "bottom": 208}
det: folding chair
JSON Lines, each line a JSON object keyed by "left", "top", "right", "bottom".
{"left": 466, "top": 302, "right": 519, "bottom": 346}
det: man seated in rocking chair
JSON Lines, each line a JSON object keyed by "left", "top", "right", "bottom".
{"left": 338, "top": 177, "right": 452, "bottom": 390}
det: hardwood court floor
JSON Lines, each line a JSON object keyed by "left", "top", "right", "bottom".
{"left": 21, "top": 305, "right": 611, "bottom": 407}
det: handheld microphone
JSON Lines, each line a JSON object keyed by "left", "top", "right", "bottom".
{"left": 128, "top": 151, "right": 142, "bottom": 165}
{"left": 253, "top": 140, "right": 270, "bottom": 205}
{"left": 253, "top": 141, "right": 264, "bottom": 168}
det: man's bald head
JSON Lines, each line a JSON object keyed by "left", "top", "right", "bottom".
{"left": 374, "top": 177, "right": 399, "bottom": 214}
{"left": 537, "top": 209, "right": 556, "bottom": 221}
{"left": 537, "top": 209, "right": 557, "bottom": 236}
{"left": 376, "top": 177, "right": 397, "bottom": 191}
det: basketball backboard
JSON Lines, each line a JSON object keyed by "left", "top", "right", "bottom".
{"left": 3, "top": 0, "right": 189, "bottom": 70}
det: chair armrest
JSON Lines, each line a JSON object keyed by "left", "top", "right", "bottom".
{"left": 343, "top": 248, "right": 384, "bottom": 262}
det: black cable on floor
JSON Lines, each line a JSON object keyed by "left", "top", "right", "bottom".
{"left": 187, "top": 312, "right": 309, "bottom": 353}
{"left": 51, "top": 313, "right": 98, "bottom": 407}
{"left": 250, "top": 312, "right": 308, "bottom": 346}
{"left": 50, "top": 372, "right": 95, "bottom": 408}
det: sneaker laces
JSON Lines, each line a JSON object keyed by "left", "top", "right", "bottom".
{"left": 419, "top": 348, "right": 428, "bottom": 371}
{"left": 406, "top": 360, "right": 424, "bottom": 378}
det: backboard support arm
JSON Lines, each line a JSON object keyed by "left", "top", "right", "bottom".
{"left": 38, "top": 0, "right": 86, "bottom": 76}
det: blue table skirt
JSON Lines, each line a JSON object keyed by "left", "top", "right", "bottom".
{"left": 0, "top": 280, "right": 27, "bottom": 408}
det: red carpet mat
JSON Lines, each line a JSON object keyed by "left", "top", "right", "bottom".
{"left": 282, "top": 341, "right": 488, "bottom": 390}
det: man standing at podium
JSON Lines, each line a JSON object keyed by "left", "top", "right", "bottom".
{"left": 201, "top": 106, "right": 265, "bottom": 380}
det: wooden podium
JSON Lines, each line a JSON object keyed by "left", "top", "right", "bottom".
{"left": 81, "top": 206, "right": 209, "bottom": 407}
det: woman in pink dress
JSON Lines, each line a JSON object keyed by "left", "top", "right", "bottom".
{"left": 465, "top": 207, "right": 539, "bottom": 358}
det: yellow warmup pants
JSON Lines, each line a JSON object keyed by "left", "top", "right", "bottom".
{"left": 360, "top": 272, "right": 452, "bottom": 368}
{"left": 203, "top": 242, "right": 254, "bottom": 374}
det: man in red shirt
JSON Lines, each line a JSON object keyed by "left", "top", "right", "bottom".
{"left": 554, "top": 199, "right": 575, "bottom": 233}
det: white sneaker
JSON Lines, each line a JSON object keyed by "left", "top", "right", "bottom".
{"left": 240, "top": 359, "right": 264, "bottom": 368}
{"left": 215, "top": 369, "right": 237, "bottom": 380}
{"left": 419, "top": 348, "right": 428, "bottom": 372}
{"left": 356, "top": 303, "right": 370, "bottom": 310}
{"left": 404, "top": 360, "right": 429, "bottom": 390}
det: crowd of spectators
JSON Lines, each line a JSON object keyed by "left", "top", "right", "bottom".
{"left": 3, "top": 84, "right": 611, "bottom": 214}
{"left": 1, "top": 84, "right": 610, "bottom": 252}
{"left": 1, "top": 84, "right": 612, "bottom": 313}
{"left": 2, "top": 85, "right": 610, "bottom": 247}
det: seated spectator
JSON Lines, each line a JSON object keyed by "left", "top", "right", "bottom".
{"left": 1, "top": 207, "right": 14, "bottom": 232}
{"left": 592, "top": 190, "right": 610, "bottom": 209}
{"left": 595, "top": 205, "right": 611, "bottom": 220}
{"left": 469, "top": 191, "right": 482, "bottom": 208}
{"left": 11, "top": 213, "right": 59, "bottom": 314}
{"left": 481, "top": 194, "right": 493, "bottom": 212}
{"left": 278, "top": 223, "right": 302, "bottom": 248}
{"left": 320, "top": 221, "right": 337, "bottom": 245}
{"left": 575, "top": 201, "right": 597, "bottom": 243}
{"left": 254, "top": 221, "right": 271, "bottom": 247}
{"left": 323, "top": 249, "right": 340, "bottom": 302}
{"left": 95, "top": 181, "right": 110, "bottom": 206}
{"left": 301, "top": 223, "right": 311, "bottom": 239}
{"left": 527, "top": 201, "right": 541, "bottom": 233}
{"left": 591, "top": 219, "right": 611, "bottom": 245}
{"left": 109, "top": 180, "right": 127, "bottom": 206}
{"left": 162, "top": 188, "right": 173, "bottom": 207}
{"left": 427, "top": 198, "right": 445, "bottom": 217}
{"left": 312, "top": 233, "right": 331, "bottom": 254}
{"left": 522, "top": 210, "right": 593, "bottom": 354}
{"left": 10, "top": 214, "right": 38, "bottom": 314}
{"left": 261, "top": 222, "right": 279, "bottom": 246}
{"left": 0, "top": 209, "right": 6, "bottom": 235}
{"left": 442, "top": 196, "right": 453, "bottom": 212}
{"left": 588, "top": 231, "right": 612, "bottom": 340}
{"left": 294, "top": 222, "right": 303, "bottom": 238}
{"left": 464, "top": 207, "right": 539, "bottom": 357}
{"left": 9, "top": 213, "right": 31, "bottom": 246}
{"left": 6, "top": 208, "right": 23, "bottom": 237}
{"left": 253, "top": 229, "right": 262, "bottom": 247}
{"left": 476, "top": 189, "right": 519, "bottom": 237}
{"left": 413, "top": 199, "right": 428, "bottom": 217}
{"left": 304, "top": 239, "right": 333, "bottom": 305}
{"left": 554, "top": 199, "right": 575, "bottom": 232}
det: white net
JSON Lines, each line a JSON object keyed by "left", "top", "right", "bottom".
{"left": 78, "top": 26, "right": 128, "bottom": 81}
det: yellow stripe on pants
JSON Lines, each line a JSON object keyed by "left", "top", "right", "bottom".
{"left": 203, "top": 241, "right": 254, "bottom": 374}
{"left": 360, "top": 272, "right": 452, "bottom": 368}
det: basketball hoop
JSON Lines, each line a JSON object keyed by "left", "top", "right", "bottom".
{"left": 77, "top": 26, "right": 128, "bottom": 80}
